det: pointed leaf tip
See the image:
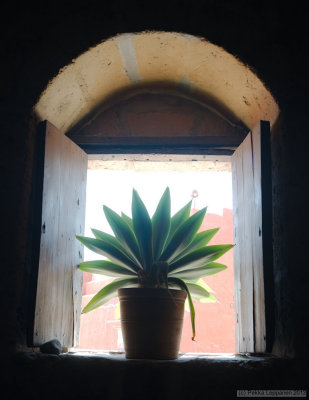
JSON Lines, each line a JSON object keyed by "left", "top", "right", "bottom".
{"left": 152, "top": 187, "right": 171, "bottom": 260}
{"left": 132, "top": 189, "right": 153, "bottom": 271}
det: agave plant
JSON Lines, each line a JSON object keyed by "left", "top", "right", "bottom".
{"left": 76, "top": 187, "right": 233, "bottom": 339}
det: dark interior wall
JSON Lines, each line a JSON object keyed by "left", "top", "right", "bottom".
{"left": 1, "top": 0, "right": 308, "bottom": 393}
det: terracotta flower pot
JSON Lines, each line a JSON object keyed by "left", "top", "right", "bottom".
{"left": 118, "top": 287, "right": 187, "bottom": 360}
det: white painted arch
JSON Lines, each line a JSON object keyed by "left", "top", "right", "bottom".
{"left": 35, "top": 31, "right": 279, "bottom": 133}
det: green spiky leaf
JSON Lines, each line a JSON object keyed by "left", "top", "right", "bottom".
{"left": 169, "top": 244, "right": 234, "bottom": 274}
{"left": 82, "top": 278, "right": 139, "bottom": 313}
{"left": 152, "top": 188, "right": 171, "bottom": 260}
{"left": 78, "top": 260, "right": 137, "bottom": 278}
{"left": 168, "top": 277, "right": 196, "bottom": 340}
{"left": 160, "top": 207, "right": 207, "bottom": 262}
{"left": 132, "top": 189, "right": 153, "bottom": 272}
{"left": 103, "top": 205, "right": 142, "bottom": 267}
{"left": 76, "top": 235, "right": 139, "bottom": 273}
{"left": 185, "top": 281, "right": 216, "bottom": 302}
{"left": 170, "top": 228, "right": 219, "bottom": 263}
{"left": 91, "top": 229, "right": 128, "bottom": 254}
{"left": 121, "top": 212, "right": 133, "bottom": 230}
{"left": 188, "top": 279, "right": 217, "bottom": 302}
{"left": 164, "top": 200, "right": 192, "bottom": 250}
{"left": 169, "top": 262, "right": 227, "bottom": 280}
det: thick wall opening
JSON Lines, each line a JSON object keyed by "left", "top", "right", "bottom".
{"left": 32, "top": 31, "right": 279, "bottom": 355}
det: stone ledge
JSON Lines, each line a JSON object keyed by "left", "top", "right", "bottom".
{"left": 66, "top": 350, "right": 273, "bottom": 362}
{"left": 11, "top": 350, "right": 292, "bottom": 365}
{"left": 4, "top": 352, "right": 307, "bottom": 400}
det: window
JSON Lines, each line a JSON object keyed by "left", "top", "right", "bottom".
{"left": 28, "top": 119, "right": 273, "bottom": 354}
{"left": 77, "top": 156, "right": 234, "bottom": 353}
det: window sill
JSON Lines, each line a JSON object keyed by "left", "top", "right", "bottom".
{"left": 15, "top": 349, "right": 279, "bottom": 364}
{"left": 10, "top": 351, "right": 305, "bottom": 398}
{"left": 67, "top": 349, "right": 271, "bottom": 361}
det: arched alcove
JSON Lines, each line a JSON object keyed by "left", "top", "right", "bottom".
{"left": 30, "top": 31, "right": 279, "bottom": 355}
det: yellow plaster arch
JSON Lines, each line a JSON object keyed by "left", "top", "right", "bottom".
{"left": 35, "top": 31, "right": 279, "bottom": 133}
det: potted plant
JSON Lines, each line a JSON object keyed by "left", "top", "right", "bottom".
{"left": 76, "top": 187, "right": 233, "bottom": 359}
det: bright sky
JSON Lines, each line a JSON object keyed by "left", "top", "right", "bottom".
{"left": 84, "top": 168, "right": 232, "bottom": 262}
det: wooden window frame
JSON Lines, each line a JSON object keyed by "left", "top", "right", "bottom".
{"left": 28, "top": 120, "right": 274, "bottom": 354}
